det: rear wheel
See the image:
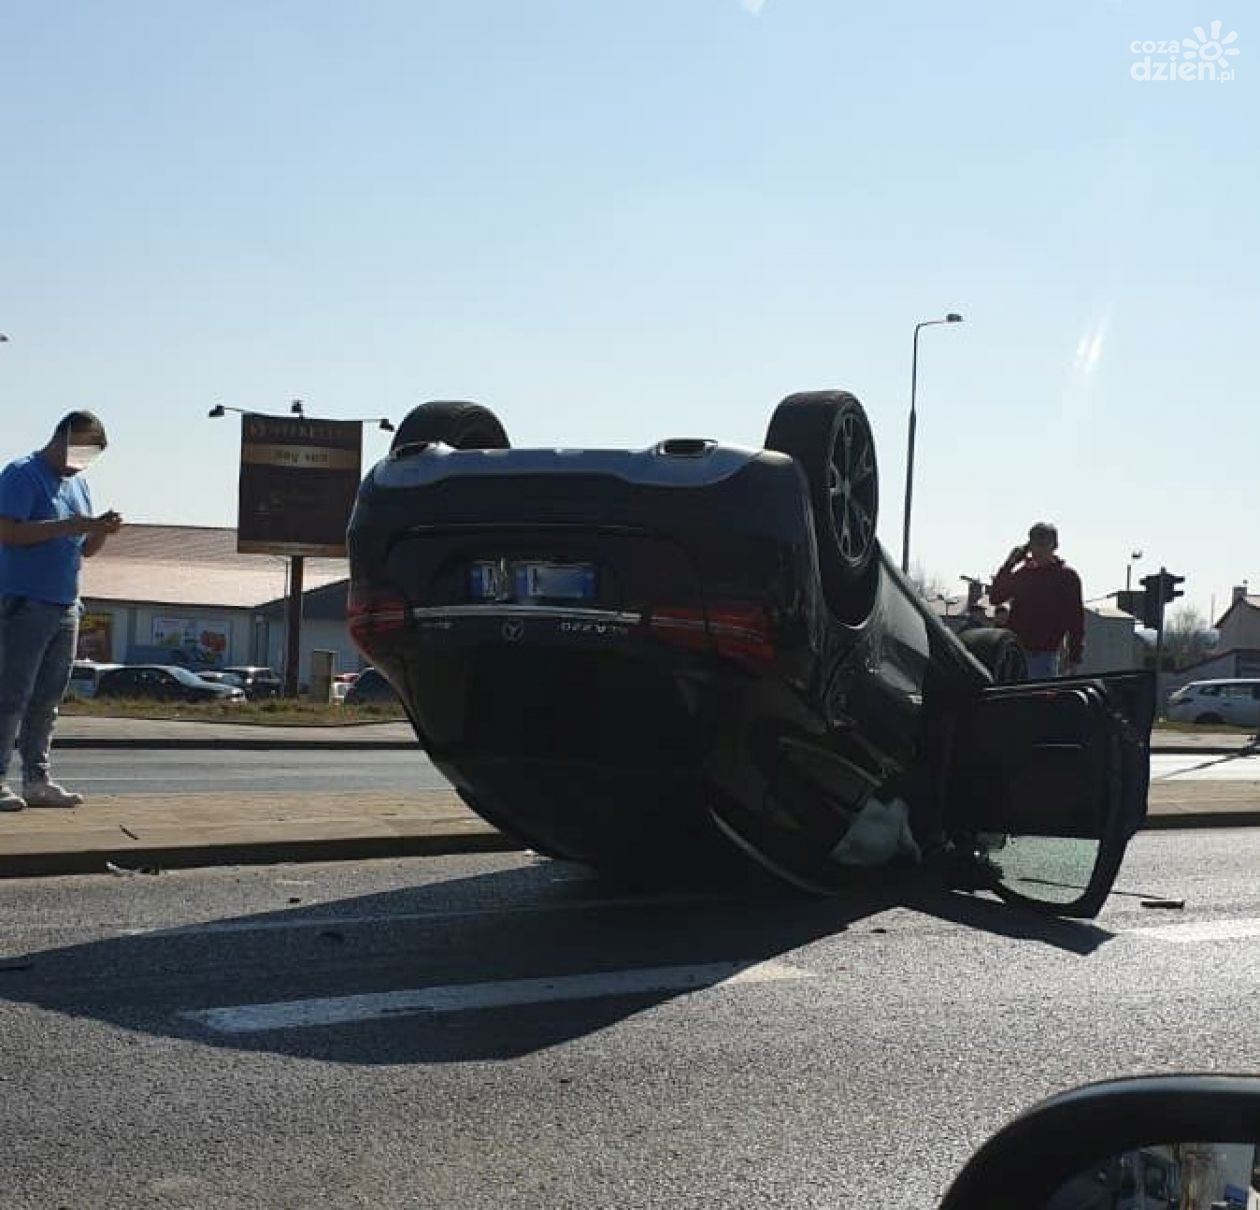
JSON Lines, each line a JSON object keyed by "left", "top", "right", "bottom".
{"left": 391, "top": 401, "right": 510, "bottom": 453}
{"left": 765, "top": 391, "right": 879, "bottom": 623}
{"left": 1194, "top": 712, "right": 1224, "bottom": 725}
{"left": 957, "top": 627, "right": 1028, "bottom": 684}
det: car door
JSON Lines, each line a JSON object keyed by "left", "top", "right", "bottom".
{"left": 1220, "top": 683, "right": 1257, "bottom": 727}
{"left": 100, "top": 670, "right": 127, "bottom": 698}
{"left": 151, "top": 670, "right": 177, "bottom": 701}
{"left": 944, "top": 671, "right": 1156, "bottom": 917}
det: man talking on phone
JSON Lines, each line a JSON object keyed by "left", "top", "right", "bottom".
{"left": 989, "top": 521, "right": 1085, "bottom": 680}
{"left": 0, "top": 411, "right": 123, "bottom": 810}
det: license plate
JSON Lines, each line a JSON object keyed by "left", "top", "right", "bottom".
{"left": 514, "top": 562, "right": 596, "bottom": 602}
{"left": 469, "top": 561, "right": 596, "bottom": 603}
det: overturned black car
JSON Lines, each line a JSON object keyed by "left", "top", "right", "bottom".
{"left": 347, "top": 393, "right": 1154, "bottom": 916}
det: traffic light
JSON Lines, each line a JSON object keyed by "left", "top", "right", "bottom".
{"left": 1159, "top": 571, "right": 1185, "bottom": 605}
{"left": 1139, "top": 569, "right": 1186, "bottom": 629}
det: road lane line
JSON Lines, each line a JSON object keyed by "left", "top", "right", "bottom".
{"left": 121, "top": 891, "right": 746, "bottom": 937}
{"left": 179, "top": 959, "right": 812, "bottom": 1033}
{"left": 1127, "top": 917, "right": 1260, "bottom": 944}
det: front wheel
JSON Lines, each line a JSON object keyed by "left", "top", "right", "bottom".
{"left": 1194, "top": 712, "right": 1224, "bottom": 726}
{"left": 391, "top": 401, "right": 510, "bottom": 453}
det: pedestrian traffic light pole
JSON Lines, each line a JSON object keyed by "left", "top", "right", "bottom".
{"left": 1140, "top": 567, "right": 1185, "bottom": 711}
{"left": 1153, "top": 596, "right": 1166, "bottom": 706}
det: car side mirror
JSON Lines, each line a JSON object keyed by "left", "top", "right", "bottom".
{"left": 940, "top": 1075, "right": 1260, "bottom": 1209}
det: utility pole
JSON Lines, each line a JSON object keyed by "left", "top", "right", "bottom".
{"left": 284, "top": 555, "right": 305, "bottom": 697}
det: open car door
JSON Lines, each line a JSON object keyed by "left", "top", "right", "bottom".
{"left": 944, "top": 671, "right": 1156, "bottom": 917}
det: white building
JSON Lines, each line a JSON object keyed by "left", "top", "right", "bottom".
{"left": 78, "top": 524, "right": 353, "bottom": 683}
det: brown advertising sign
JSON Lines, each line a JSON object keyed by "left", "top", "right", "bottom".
{"left": 236, "top": 414, "right": 363, "bottom": 556}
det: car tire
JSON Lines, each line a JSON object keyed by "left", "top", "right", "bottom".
{"left": 1194, "top": 712, "right": 1224, "bottom": 725}
{"left": 765, "top": 391, "right": 879, "bottom": 623}
{"left": 957, "top": 627, "right": 1028, "bottom": 684}
{"left": 390, "top": 401, "right": 510, "bottom": 453}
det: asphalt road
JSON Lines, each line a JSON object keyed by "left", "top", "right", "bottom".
{"left": 51, "top": 747, "right": 450, "bottom": 795}
{"left": 3, "top": 833, "right": 1260, "bottom": 1208}
{"left": 44, "top": 748, "right": 1260, "bottom": 798}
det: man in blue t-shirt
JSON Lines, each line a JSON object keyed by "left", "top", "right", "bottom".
{"left": 0, "top": 411, "right": 122, "bottom": 810}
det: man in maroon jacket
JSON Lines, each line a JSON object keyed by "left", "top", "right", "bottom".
{"left": 989, "top": 522, "right": 1084, "bottom": 679}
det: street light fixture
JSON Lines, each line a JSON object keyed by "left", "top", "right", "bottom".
{"left": 1126, "top": 550, "right": 1143, "bottom": 592}
{"left": 208, "top": 403, "right": 395, "bottom": 431}
{"left": 900, "top": 312, "right": 964, "bottom": 574}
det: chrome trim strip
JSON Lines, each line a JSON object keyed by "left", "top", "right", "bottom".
{"left": 411, "top": 605, "right": 644, "bottom": 625}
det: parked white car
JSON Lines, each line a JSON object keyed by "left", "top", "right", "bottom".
{"left": 1166, "top": 678, "right": 1260, "bottom": 727}
{"left": 65, "top": 660, "right": 124, "bottom": 700}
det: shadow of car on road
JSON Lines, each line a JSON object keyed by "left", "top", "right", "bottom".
{"left": 0, "top": 860, "right": 1115, "bottom": 1066}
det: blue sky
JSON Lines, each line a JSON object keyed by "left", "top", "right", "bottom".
{"left": 1, "top": 1, "right": 1254, "bottom": 620}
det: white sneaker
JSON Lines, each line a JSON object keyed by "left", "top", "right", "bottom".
{"left": 23, "top": 781, "right": 84, "bottom": 809}
{"left": 0, "top": 784, "right": 25, "bottom": 812}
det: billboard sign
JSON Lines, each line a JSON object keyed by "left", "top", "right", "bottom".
{"left": 151, "top": 616, "right": 232, "bottom": 668}
{"left": 236, "top": 414, "right": 362, "bottom": 556}
{"left": 77, "top": 613, "right": 114, "bottom": 662}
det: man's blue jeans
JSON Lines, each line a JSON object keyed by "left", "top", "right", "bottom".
{"left": 1024, "top": 650, "right": 1061, "bottom": 680}
{"left": 0, "top": 595, "right": 80, "bottom": 786}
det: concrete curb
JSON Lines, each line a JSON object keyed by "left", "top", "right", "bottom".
{"left": 1151, "top": 744, "right": 1257, "bottom": 756}
{"left": 1, "top": 810, "right": 1255, "bottom": 880}
{"left": 0, "top": 829, "right": 522, "bottom": 880}
{"left": 1142, "top": 811, "right": 1260, "bottom": 831}
{"left": 54, "top": 738, "right": 1255, "bottom": 755}
{"left": 56, "top": 737, "right": 418, "bottom": 751}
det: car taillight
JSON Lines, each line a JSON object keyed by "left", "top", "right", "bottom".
{"left": 348, "top": 584, "right": 408, "bottom": 657}
{"left": 647, "top": 603, "right": 775, "bottom": 670}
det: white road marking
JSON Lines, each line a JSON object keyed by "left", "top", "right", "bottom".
{"left": 180, "top": 960, "right": 812, "bottom": 1034}
{"left": 120, "top": 891, "right": 744, "bottom": 937}
{"left": 1128, "top": 916, "right": 1260, "bottom": 944}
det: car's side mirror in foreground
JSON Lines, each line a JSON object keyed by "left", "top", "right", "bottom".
{"left": 939, "top": 1075, "right": 1260, "bottom": 1209}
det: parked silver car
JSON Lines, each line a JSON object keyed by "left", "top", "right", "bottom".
{"left": 1166, "top": 678, "right": 1260, "bottom": 727}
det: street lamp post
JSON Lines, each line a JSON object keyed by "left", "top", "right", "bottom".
{"left": 900, "top": 313, "right": 964, "bottom": 575}
{"left": 1126, "top": 549, "right": 1143, "bottom": 592}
